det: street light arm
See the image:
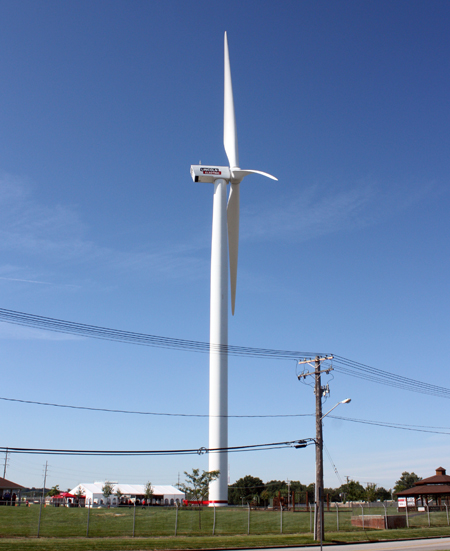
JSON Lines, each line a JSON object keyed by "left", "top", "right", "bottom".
{"left": 320, "top": 398, "right": 351, "bottom": 421}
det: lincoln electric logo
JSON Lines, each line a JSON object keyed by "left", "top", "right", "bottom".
{"left": 201, "top": 168, "right": 221, "bottom": 175}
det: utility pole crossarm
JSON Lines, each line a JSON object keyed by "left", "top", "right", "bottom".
{"left": 298, "top": 367, "right": 333, "bottom": 380}
{"left": 298, "top": 355, "right": 333, "bottom": 365}
{"left": 298, "top": 355, "right": 334, "bottom": 380}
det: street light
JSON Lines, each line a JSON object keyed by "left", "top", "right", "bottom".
{"left": 315, "top": 397, "right": 351, "bottom": 544}
{"left": 320, "top": 398, "right": 351, "bottom": 421}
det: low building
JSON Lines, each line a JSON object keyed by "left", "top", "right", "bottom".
{"left": 397, "top": 467, "right": 450, "bottom": 510}
{"left": 69, "top": 482, "right": 184, "bottom": 507}
{"left": 0, "top": 476, "right": 25, "bottom": 505}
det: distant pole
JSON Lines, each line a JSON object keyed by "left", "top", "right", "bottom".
{"left": 3, "top": 449, "right": 8, "bottom": 479}
{"left": 175, "top": 501, "right": 178, "bottom": 536}
{"left": 37, "top": 461, "right": 48, "bottom": 537}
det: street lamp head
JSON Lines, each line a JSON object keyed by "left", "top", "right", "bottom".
{"left": 341, "top": 398, "right": 351, "bottom": 404}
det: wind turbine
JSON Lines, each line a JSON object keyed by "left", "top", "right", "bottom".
{"left": 190, "top": 32, "right": 277, "bottom": 506}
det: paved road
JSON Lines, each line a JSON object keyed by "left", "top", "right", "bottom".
{"left": 260, "top": 537, "right": 450, "bottom": 551}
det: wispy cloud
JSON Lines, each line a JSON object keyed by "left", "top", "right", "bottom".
{"left": 0, "top": 173, "right": 208, "bottom": 283}
{"left": 0, "top": 172, "right": 434, "bottom": 289}
{"left": 241, "top": 178, "right": 433, "bottom": 243}
{"left": 0, "top": 276, "right": 53, "bottom": 285}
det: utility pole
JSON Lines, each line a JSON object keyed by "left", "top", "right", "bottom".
{"left": 3, "top": 449, "right": 9, "bottom": 479}
{"left": 298, "top": 354, "right": 333, "bottom": 542}
{"left": 37, "top": 461, "right": 48, "bottom": 537}
{"left": 314, "top": 356, "right": 324, "bottom": 542}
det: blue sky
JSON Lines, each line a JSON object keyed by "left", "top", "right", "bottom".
{"left": 0, "top": 0, "right": 449, "bottom": 493}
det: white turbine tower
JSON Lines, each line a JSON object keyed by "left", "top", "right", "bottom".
{"left": 190, "top": 32, "right": 277, "bottom": 506}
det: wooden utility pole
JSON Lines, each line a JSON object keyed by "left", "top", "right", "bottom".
{"left": 298, "top": 354, "right": 333, "bottom": 542}
{"left": 314, "top": 356, "right": 324, "bottom": 542}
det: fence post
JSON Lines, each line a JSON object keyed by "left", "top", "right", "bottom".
{"left": 405, "top": 502, "right": 409, "bottom": 528}
{"left": 313, "top": 503, "right": 316, "bottom": 534}
{"left": 446, "top": 504, "right": 449, "bottom": 526}
{"left": 427, "top": 504, "right": 430, "bottom": 527}
{"left": 248, "top": 503, "right": 250, "bottom": 535}
{"left": 86, "top": 503, "right": 90, "bottom": 537}
{"left": 383, "top": 503, "right": 387, "bottom": 529}
{"left": 280, "top": 504, "right": 283, "bottom": 534}
{"left": 175, "top": 502, "right": 178, "bottom": 536}
{"left": 361, "top": 505, "right": 364, "bottom": 530}
{"left": 336, "top": 503, "right": 339, "bottom": 531}
{"left": 132, "top": 501, "right": 136, "bottom": 537}
{"left": 212, "top": 504, "right": 216, "bottom": 536}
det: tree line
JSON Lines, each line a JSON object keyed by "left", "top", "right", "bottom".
{"left": 227, "top": 472, "right": 421, "bottom": 505}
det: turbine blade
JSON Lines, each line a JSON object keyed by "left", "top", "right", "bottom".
{"left": 227, "top": 182, "right": 240, "bottom": 315}
{"left": 232, "top": 169, "right": 278, "bottom": 182}
{"left": 224, "top": 32, "right": 239, "bottom": 170}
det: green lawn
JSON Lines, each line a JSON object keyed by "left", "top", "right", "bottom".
{"left": 1, "top": 505, "right": 450, "bottom": 551}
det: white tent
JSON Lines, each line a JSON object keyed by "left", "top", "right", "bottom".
{"left": 69, "top": 482, "right": 184, "bottom": 507}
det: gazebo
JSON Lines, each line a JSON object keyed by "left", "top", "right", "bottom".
{"left": 397, "top": 467, "right": 450, "bottom": 511}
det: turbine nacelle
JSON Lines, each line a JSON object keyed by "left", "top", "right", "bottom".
{"left": 190, "top": 165, "right": 231, "bottom": 183}
{"left": 191, "top": 165, "right": 276, "bottom": 185}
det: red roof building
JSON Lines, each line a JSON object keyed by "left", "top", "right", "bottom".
{"left": 397, "top": 467, "right": 450, "bottom": 510}
{"left": 0, "top": 476, "right": 25, "bottom": 504}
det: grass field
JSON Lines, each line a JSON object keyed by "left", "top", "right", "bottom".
{"left": 1, "top": 505, "right": 450, "bottom": 550}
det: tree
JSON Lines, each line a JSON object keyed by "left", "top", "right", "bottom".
{"left": 181, "top": 469, "right": 220, "bottom": 529}
{"left": 115, "top": 488, "right": 123, "bottom": 504}
{"left": 47, "top": 485, "right": 60, "bottom": 497}
{"left": 339, "top": 480, "right": 365, "bottom": 502}
{"left": 265, "top": 480, "right": 287, "bottom": 496}
{"left": 228, "top": 475, "right": 264, "bottom": 505}
{"left": 102, "top": 482, "right": 114, "bottom": 504}
{"left": 324, "top": 486, "right": 341, "bottom": 502}
{"left": 376, "top": 486, "right": 391, "bottom": 502}
{"left": 181, "top": 469, "right": 220, "bottom": 504}
{"left": 144, "top": 482, "right": 153, "bottom": 505}
{"left": 365, "top": 483, "right": 377, "bottom": 502}
{"left": 74, "top": 487, "right": 85, "bottom": 507}
{"left": 394, "top": 472, "right": 421, "bottom": 495}
{"left": 260, "top": 489, "right": 270, "bottom": 507}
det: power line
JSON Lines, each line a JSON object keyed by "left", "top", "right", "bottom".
{"left": 0, "top": 440, "right": 308, "bottom": 457}
{"left": 1, "top": 307, "right": 450, "bottom": 400}
{"left": 0, "top": 396, "right": 313, "bottom": 418}
{"left": 2, "top": 394, "right": 450, "bottom": 435}
{"left": 333, "top": 355, "right": 450, "bottom": 399}
{"left": 0, "top": 307, "right": 320, "bottom": 360}
{"left": 329, "top": 415, "right": 450, "bottom": 435}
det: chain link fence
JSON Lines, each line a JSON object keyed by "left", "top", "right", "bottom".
{"left": 1, "top": 501, "right": 449, "bottom": 538}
